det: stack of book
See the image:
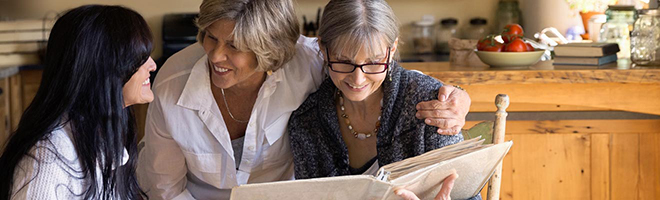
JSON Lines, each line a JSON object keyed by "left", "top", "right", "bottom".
{"left": 553, "top": 43, "right": 620, "bottom": 66}
{"left": 0, "top": 19, "right": 54, "bottom": 67}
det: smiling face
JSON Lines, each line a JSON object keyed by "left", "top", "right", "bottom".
{"left": 326, "top": 41, "right": 396, "bottom": 102}
{"left": 123, "top": 57, "right": 157, "bottom": 107}
{"left": 202, "top": 19, "right": 262, "bottom": 90}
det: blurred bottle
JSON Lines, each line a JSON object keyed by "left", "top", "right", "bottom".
{"left": 495, "top": 0, "right": 522, "bottom": 33}
{"left": 588, "top": 14, "right": 607, "bottom": 42}
{"left": 631, "top": 9, "right": 660, "bottom": 65}
{"left": 464, "top": 18, "right": 489, "bottom": 40}
{"left": 413, "top": 15, "right": 436, "bottom": 54}
{"left": 434, "top": 18, "right": 459, "bottom": 54}
{"left": 600, "top": 5, "right": 637, "bottom": 59}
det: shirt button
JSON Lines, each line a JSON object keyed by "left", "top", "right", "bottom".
{"left": 249, "top": 121, "right": 255, "bottom": 127}
{"left": 248, "top": 146, "right": 255, "bottom": 151}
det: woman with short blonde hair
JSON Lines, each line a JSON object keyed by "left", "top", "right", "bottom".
{"left": 137, "top": 0, "right": 472, "bottom": 199}
{"left": 196, "top": 0, "right": 299, "bottom": 71}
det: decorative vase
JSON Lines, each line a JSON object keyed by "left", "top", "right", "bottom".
{"left": 580, "top": 11, "right": 604, "bottom": 39}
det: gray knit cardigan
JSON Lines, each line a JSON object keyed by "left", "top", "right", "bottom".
{"left": 288, "top": 62, "right": 466, "bottom": 179}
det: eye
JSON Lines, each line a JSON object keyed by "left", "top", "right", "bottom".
{"left": 227, "top": 42, "right": 237, "bottom": 50}
{"left": 206, "top": 33, "right": 218, "bottom": 41}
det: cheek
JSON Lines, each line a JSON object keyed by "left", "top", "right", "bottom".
{"left": 328, "top": 72, "right": 345, "bottom": 87}
{"left": 369, "top": 74, "right": 387, "bottom": 88}
{"left": 234, "top": 52, "right": 258, "bottom": 71}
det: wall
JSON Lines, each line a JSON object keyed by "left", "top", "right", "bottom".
{"left": 11, "top": 0, "right": 580, "bottom": 57}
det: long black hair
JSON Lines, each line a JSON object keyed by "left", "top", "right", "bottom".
{"left": 0, "top": 5, "right": 152, "bottom": 200}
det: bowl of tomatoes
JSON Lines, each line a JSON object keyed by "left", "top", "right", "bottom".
{"left": 475, "top": 24, "right": 544, "bottom": 68}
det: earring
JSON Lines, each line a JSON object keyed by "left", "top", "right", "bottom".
{"left": 388, "top": 69, "right": 392, "bottom": 81}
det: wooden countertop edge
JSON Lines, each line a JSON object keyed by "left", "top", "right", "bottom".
{"left": 402, "top": 62, "right": 660, "bottom": 85}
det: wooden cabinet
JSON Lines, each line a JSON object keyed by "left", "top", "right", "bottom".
{"left": 1, "top": 69, "right": 151, "bottom": 143}
{"left": 405, "top": 61, "right": 660, "bottom": 200}
{"left": 0, "top": 68, "right": 24, "bottom": 150}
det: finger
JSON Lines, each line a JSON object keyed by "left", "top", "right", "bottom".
{"left": 416, "top": 109, "right": 457, "bottom": 120}
{"left": 424, "top": 118, "right": 462, "bottom": 130}
{"left": 395, "top": 189, "right": 421, "bottom": 200}
{"left": 435, "top": 173, "right": 459, "bottom": 200}
{"left": 438, "top": 85, "right": 455, "bottom": 102}
{"left": 416, "top": 99, "right": 452, "bottom": 111}
{"left": 437, "top": 127, "right": 461, "bottom": 135}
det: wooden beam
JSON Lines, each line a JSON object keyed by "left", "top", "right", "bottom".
{"left": 460, "top": 83, "right": 660, "bottom": 115}
{"left": 465, "top": 119, "right": 660, "bottom": 135}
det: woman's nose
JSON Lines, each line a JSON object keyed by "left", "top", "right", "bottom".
{"left": 148, "top": 57, "right": 157, "bottom": 71}
{"left": 209, "top": 44, "right": 229, "bottom": 62}
{"left": 350, "top": 68, "right": 367, "bottom": 84}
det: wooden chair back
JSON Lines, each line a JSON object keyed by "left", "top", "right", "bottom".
{"left": 461, "top": 94, "right": 509, "bottom": 200}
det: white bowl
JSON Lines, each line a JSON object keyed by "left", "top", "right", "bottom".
{"left": 475, "top": 50, "right": 545, "bottom": 68}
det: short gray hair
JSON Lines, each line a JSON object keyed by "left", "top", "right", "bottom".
{"left": 196, "top": 0, "right": 300, "bottom": 71}
{"left": 318, "top": 0, "right": 400, "bottom": 61}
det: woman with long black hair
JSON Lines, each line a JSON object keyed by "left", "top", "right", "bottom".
{"left": 0, "top": 5, "right": 155, "bottom": 200}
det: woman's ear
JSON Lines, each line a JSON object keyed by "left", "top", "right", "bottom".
{"left": 390, "top": 37, "right": 399, "bottom": 63}
{"left": 317, "top": 37, "right": 325, "bottom": 56}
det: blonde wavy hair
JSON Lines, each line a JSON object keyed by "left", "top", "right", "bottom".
{"left": 196, "top": 0, "right": 300, "bottom": 71}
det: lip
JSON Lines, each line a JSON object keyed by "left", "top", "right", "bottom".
{"left": 212, "top": 64, "right": 232, "bottom": 76}
{"left": 142, "top": 77, "right": 151, "bottom": 87}
{"left": 344, "top": 82, "right": 368, "bottom": 92}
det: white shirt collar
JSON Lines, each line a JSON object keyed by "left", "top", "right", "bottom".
{"left": 177, "top": 55, "right": 214, "bottom": 111}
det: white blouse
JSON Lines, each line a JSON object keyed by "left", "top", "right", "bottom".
{"left": 137, "top": 36, "right": 324, "bottom": 200}
{"left": 11, "top": 123, "right": 129, "bottom": 200}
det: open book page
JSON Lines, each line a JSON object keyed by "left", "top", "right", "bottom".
{"left": 382, "top": 137, "right": 487, "bottom": 179}
{"left": 230, "top": 138, "right": 512, "bottom": 200}
{"left": 230, "top": 175, "right": 392, "bottom": 200}
{"left": 384, "top": 140, "right": 513, "bottom": 200}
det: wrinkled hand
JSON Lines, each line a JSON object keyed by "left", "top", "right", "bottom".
{"left": 394, "top": 172, "right": 458, "bottom": 200}
{"left": 415, "top": 85, "right": 471, "bottom": 135}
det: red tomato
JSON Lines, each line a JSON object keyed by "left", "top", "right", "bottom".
{"left": 501, "top": 24, "right": 524, "bottom": 43}
{"left": 503, "top": 38, "right": 527, "bottom": 52}
{"left": 482, "top": 43, "right": 504, "bottom": 52}
{"left": 477, "top": 35, "right": 503, "bottom": 51}
{"left": 526, "top": 42, "right": 535, "bottom": 51}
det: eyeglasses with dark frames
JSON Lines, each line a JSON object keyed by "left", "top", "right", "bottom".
{"left": 325, "top": 46, "right": 390, "bottom": 74}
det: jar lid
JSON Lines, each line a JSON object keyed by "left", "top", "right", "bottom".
{"left": 608, "top": 5, "right": 635, "bottom": 11}
{"left": 639, "top": 9, "right": 660, "bottom": 16}
{"left": 415, "top": 15, "right": 435, "bottom": 26}
{"left": 440, "top": 18, "right": 458, "bottom": 25}
{"left": 469, "top": 18, "right": 487, "bottom": 25}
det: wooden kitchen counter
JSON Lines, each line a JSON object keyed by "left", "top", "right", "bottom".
{"left": 402, "top": 60, "right": 660, "bottom": 200}
{"left": 402, "top": 60, "right": 660, "bottom": 115}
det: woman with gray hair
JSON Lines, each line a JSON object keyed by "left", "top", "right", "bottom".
{"left": 137, "top": 0, "right": 471, "bottom": 199}
{"left": 288, "top": 0, "right": 480, "bottom": 199}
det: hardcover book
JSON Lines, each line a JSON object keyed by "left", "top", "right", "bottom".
{"left": 554, "top": 54, "right": 618, "bottom": 66}
{"left": 553, "top": 43, "right": 620, "bottom": 57}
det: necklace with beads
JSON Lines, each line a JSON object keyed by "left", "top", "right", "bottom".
{"left": 338, "top": 91, "right": 383, "bottom": 140}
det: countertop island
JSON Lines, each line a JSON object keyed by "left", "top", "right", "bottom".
{"left": 402, "top": 60, "right": 660, "bottom": 200}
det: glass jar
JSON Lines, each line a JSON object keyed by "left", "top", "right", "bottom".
{"left": 600, "top": 5, "right": 637, "bottom": 59}
{"left": 604, "top": 5, "right": 637, "bottom": 30}
{"left": 434, "top": 18, "right": 458, "bottom": 54}
{"left": 495, "top": 0, "right": 522, "bottom": 34}
{"left": 412, "top": 15, "right": 435, "bottom": 54}
{"left": 464, "top": 18, "right": 488, "bottom": 40}
{"left": 631, "top": 9, "right": 660, "bottom": 65}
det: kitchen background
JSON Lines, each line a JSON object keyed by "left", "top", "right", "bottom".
{"left": 2, "top": 1, "right": 660, "bottom": 200}
{"left": 0, "top": 0, "right": 590, "bottom": 60}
